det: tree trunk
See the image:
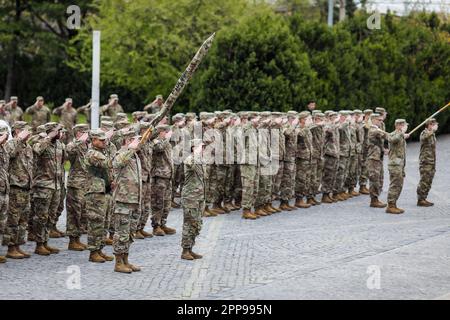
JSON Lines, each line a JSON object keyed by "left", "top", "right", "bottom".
{"left": 4, "top": 0, "right": 21, "bottom": 100}
{"left": 339, "top": 0, "right": 346, "bottom": 22}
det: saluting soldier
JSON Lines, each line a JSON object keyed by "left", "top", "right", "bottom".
{"left": 2, "top": 122, "right": 33, "bottom": 259}
{"left": 25, "top": 96, "right": 51, "bottom": 131}
{"left": 181, "top": 139, "right": 206, "bottom": 260}
{"left": 333, "top": 111, "right": 352, "bottom": 201}
{"left": 358, "top": 109, "right": 373, "bottom": 195}
{"left": 321, "top": 111, "right": 340, "bottom": 203}
{"left": 386, "top": 119, "right": 410, "bottom": 214}
{"left": 0, "top": 100, "right": 12, "bottom": 124}
{"left": 101, "top": 94, "right": 124, "bottom": 121}
{"left": 0, "top": 125, "right": 11, "bottom": 263}
{"left": 6, "top": 96, "right": 24, "bottom": 125}
{"left": 52, "top": 98, "right": 78, "bottom": 141}
{"left": 417, "top": 118, "right": 439, "bottom": 207}
{"left": 309, "top": 111, "right": 325, "bottom": 205}
{"left": 144, "top": 94, "right": 164, "bottom": 114}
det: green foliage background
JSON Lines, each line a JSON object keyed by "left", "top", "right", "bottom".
{"left": 1, "top": 0, "right": 449, "bottom": 134}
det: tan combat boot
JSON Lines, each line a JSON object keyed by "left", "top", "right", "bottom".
{"left": 234, "top": 202, "right": 242, "bottom": 210}
{"left": 89, "top": 250, "right": 106, "bottom": 263}
{"left": 331, "top": 193, "right": 340, "bottom": 202}
{"left": 161, "top": 225, "right": 176, "bottom": 235}
{"left": 68, "top": 237, "right": 85, "bottom": 251}
{"left": 181, "top": 248, "right": 194, "bottom": 260}
{"left": 76, "top": 237, "right": 88, "bottom": 249}
{"left": 359, "top": 185, "right": 370, "bottom": 195}
{"left": 190, "top": 249, "right": 203, "bottom": 259}
{"left": 49, "top": 229, "right": 61, "bottom": 239}
{"left": 349, "top": 188, "right": 360, "bottom": 197}
{"left": 153, "top": 226, "right": 165, "bottom": 236}
{"left": 370, "top": 197, "right": 387, "bottom": 208}
{"left": 212, "top": 204, "right": 226, "bottom": 214}
{"left": 386, "top": 203, "right": 403, "bottom": 214}
{"left": 134, "top": 230, "right": 145, "bottom": 239}
{"left": 0, "top": 256, "right": 6, "bottom": 263}
{"left": 254, "top": 206, "right": 268, "bottom": 217}
{"left": 123, "top": 253, "right": 141, "bottom": 271}
{"left": 264, "top": 204, "right": 276, "bottom": 214}
{"left": 35, "top": 243, "right": 51, "bottom": 256}
{"left": 306, "top": 198, "right": 316, "bottom": 206}
{"left": 223, "top": 202, "right": 234, "bottom": 212}
{"left": 268, "top": 203, "right": 281, "bottom": 213}
{"left": 279, "top": 200, "right": 293, "bottom": 211}
{"left": 417, "top": 199, "right": 433, "bottom": 207}
{"left": 321, "top": 193, "right": 333, "bottom": 204}
{"left": 27, "top": 232, "right": 36, "bottom": 242}
{"left": 395, "top": 203, "right": 405, "bottom": 214}
{"left": 114, "top": 254, "right": 132, "bottom": 273}
{"left": 295, "top": 198, "right": 311, "bottom": 209}
{"left": 205, "top": 206, "right": 218, "bottom": 217}
{"left": 242, "top": 209, "right": 257, "bottom": 220}
{"left": 104, "top": 234, "right": 113, "bottom": 246}
{"left": 220, "top": 203, "right": 230, "bottom": 213}
{"left": 6, "top": 246, "right": 24, "bottom": 259}
{"left": 140, "top": 229, "right": 153, "bottom": 238}
{"left": 44, "top": 242, "right": 60, "bottom": 254}
{"left": 342, "top": 192, "right": 351, "bottom": 200}
{"left": 15, "top": 246, "right": 31, "bottom": 258}
{"left": 99, "top": 250, "right": 114, "bottom": 261}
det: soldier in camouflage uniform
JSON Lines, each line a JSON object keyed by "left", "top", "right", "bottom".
{"left": 76, "top": 100, "right": 92, "bottom": 126}
{"left": 112, "top": 130, "right": 143, "bottom": 273}
{"left": 135, "top": 122, "right": 154, "bottom": 239}
{"left": 84, "top": 129, "right": 114, "bottom": 263}
{"left": 144, "top": 94, "right": 164, "bottom": 114}
{"left": 6, "top": 96, "right": 24, "bottom": 125}
{"left": 171, "top": 113, "right": 187, "bottom": 209}
{"left": 386, "top": 119, "right": 410, "bottom": 214}
{"left": 0, "top": 100, "right": 12, "bottom": 124}
{"left": 345, "top": 111, "right": 360, "bottom": 197}
{"left": 3, "top": 122, "right": 33, "bottom": 259}
{"left": 375, "top": 107, "right": 388, "bottom": 192}
{"left": 417, "top": 118, "right": 438, "bottom": 207}
{"left": 52, "top": 98, "right": 78, "bottom": 141}
{"left": 25, "top": 96, "right": 51, "bottom": 131}
{"left": 367, "top": 114, "right": 389, "bottom": 208}
{"left": 0, "top": 125, "right": 10, "bottom": 263}
{"left": 100, "top": 121, "right": 118, "bottom": 244}
{"left": 309, "top": 111, "right": 325, "bottom": 205}
{"left": 354, "top": 110, "right": 366, "bottom": 194}
{"left": 181, "top": 139, "right": 206, "bottom": 260}
{"left": 333, "top": 111, "right": 352, "bottom": 201}
{"left": 151, "top": 125, "right": 177, "bottom": 236}
{"left": 31, "top": 122, "right": 64, "bottom": 256}
{"left": 294, "top": 111, "right": 313, "bottom": 209}
{"left": 271, "top": 112, "right": 285, "bottom": 203}
{"left": 279, "top": 111, "right": 298, "bottom": 211}
{"left": 240, "top": 112, "right": 259, "bottom": 220}
{"left": 225, "top": 113, "right": 242, "bottom": 211}
{"left": 321, "top": 111, "right": 340, "bottom": 203}
{"left": 358, "top": 109, "right": 373, "bottom": 194}
{"left": 101, "top": 94, "right": 124, "bottom": 121}
{"left": 65, "top": 124, "right": 90, "bottom": 251}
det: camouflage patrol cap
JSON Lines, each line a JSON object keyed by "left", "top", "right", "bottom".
{"left": 110, "top": 94, "right": 119, "bottom": 100}
{"left": 248, "top": 111, "right": 259, "bottom": 119}
{"left": 156, "top": 124, "right": 171, "bottom": 132}
{"left": 363, "top": 109, "right": 373, "bottom": 115}
{"left": 12, "top": 121, "right": 30, "bottom": 131}
{"left": 426, "top": 118, "right": 437, "bottom": 125}
{"left": 0, "top": 100, "right": 5, "bottom": 105}
{"left": 65, "top": 98, "right": 73, "bottom": 103}
{"left": 172, "top": 113, "right": 185, "bottom": 122}
{"left": 298, "top": 111, "right": 311, "bottom": 120}
{"left": 324, "top": 110, "right": 334, "bottom": 116}
{"left": 238, "top": 111, "right": 249, "bottom": 118}
{"left": 375, "top": 107, "right": 386, "bottom": 114}
{"left": 353, "top": 109, "right": 363, "bottom": 115}
{"left": 116, "top": 113, "right": 128, "bottom": 122}
{"left": 0, "top": 125, "right": 9, "bottom": 134}
{"left": 271, "top": 112, "right": 283, "bottom": 118}
{"left": 313, "top": 112, "right": 325, "bottom": 118}
{"left": 89, "top": 128, "right": 107, "bottom": 140}
{"left": 287, "top": 111, "right": 298, "bottom": 118}
{"left": 100, "top": 121, "right": 114, "bottom": 130}
{"left": 199, "top": 112, "right": 209, "bottom": 120}
{"left": 370, "top": 113, "right": 381, "bottom": 120}
{"left": 101, "top": 116, "right": 113, "bottom": 122}
{"left": 327, "top": 111, "right": 338, "bottom": 117}
{"left": 36, "top": 96, "right": 44, "bottom": 101}
{"left": 10, "top": 96, "right": 18, "bottom": 101}
{"left": 132, "top": 111, "right": 147, "bottom": 119}
{"left": 339, "top": 110, "right": 351, "bottom": 116}
{"left": 185, "top": 112, "right": 196, "bottom": 120}
{"left": 395, "top": 119, "right": 408, "bottom": 126}
{"left": 119, "top": 128, "right": 135, "bottom": 139}
{"left": 114, "top": 121, "right": 129, "bottom": 130}
{"left": 156, "top": 94, "right": 163, "bottom": 100}
{"left": 73, "top": 124, "right": 89, "bottom": 135}
{"left": 44, "top": 122, "right": 59, "bottom": 132}
{"left": 139, "top": 122, "right": 152, "bottom": 130}
{"left": 260, "top": 111, "right": 271, "bottom": 118}
{"left": 36, "top": 125, "right": 47, "bottom": 134}
{"left": 312, "top": 110, "right": 322, "bottom": 115}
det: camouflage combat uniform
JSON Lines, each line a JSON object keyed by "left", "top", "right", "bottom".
{"left": 310, "top": 123, "right": 325, "bottom": 197}
{"left": 7, "top": 105, "right": 24, "bottom": 125}
{"left": 295, "top": 126, "right": 313, "bottom": 200}
{"left": 53, "top": 105, "right": 78, "bottom": 140}
{"left": 322, "top": 122, "right": 340, "bottom": 195}
{"left": 359, "top": 121, "right": 371, "bottom": 188}
{"left": 112, "top": 147, "right": 142, "bottom": 255}
{"left": 0, "top": 131, "right": 11, "bottom": 247}
{"left": 31, "top": 135, "right": 64, "bottom": 245}
{"left": 280, "top": 124, "right": 297, "bottom": 202}
{"left": 3, "top": 135, "right": 33, "bottom": 247}
{"left": 387, "top": 130, "right": 406, "bottom": 205}
{"left": 25, "top": 105, "right": 51, "bottom": 131}
{"left": 333, "top": 122, "right": 351, "bottom": 194}
{"left": 272, "top": 125, "right": 285, "bottom": 201}
{"left": 256, "top": 122, "right": 272, "bottom": 209}
{"left": 181, "top": 154, "right": 205, "bottom": 249}
{"left": 417, "top": 128, "right": 436, "bottom": 201}
{"left": 240, "top": 122, "right": 259, "bottom": 210}
{"left": 137, "top": 136, "right": 153, "bottom": 232}
{"left": 367, "top": 125, "right": 388, "bottom": 199}
{"left": 345, "top": 123, "right": 358, "bottom": 191}
{"left": 84, "top": 145, "right": 111, "bottom": 252}
{"left": 151, "top": 138, "right": 173, "bottom": 228}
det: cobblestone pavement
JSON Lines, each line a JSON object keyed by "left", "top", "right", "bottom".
{"left": 1, "top": 135, "right": 449, "bottom": 300}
